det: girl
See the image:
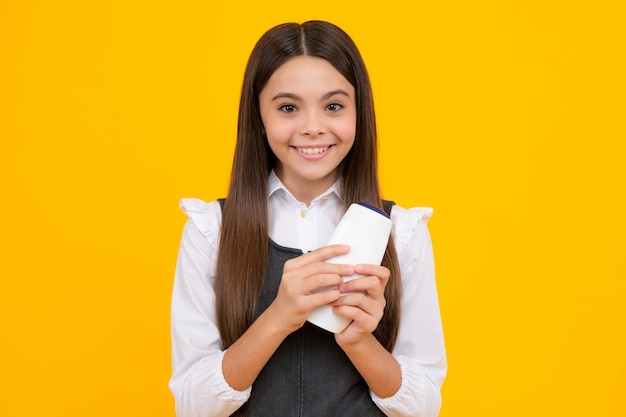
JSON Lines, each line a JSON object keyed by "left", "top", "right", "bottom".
{"left": 170, "top": 20, "right": 446, "bottom": 417}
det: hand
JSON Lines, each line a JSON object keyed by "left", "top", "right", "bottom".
{"left": 333, "top": 263, "right": 390, "bottom": 347}
{"left": 266, "top": 244, "right": 355, "bottom": 335}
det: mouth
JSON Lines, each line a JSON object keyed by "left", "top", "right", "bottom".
{"left": 294, "top": 145, "right": 333, "bottom": 155}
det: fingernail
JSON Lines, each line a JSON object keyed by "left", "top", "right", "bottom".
{"left": 345, "top": 266, "right": 355, "bottom": 275}
{"left": 355, "top": 264, "right": 364, "bottom": 273}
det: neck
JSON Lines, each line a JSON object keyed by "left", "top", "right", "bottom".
{"left": 276, "top": 173, "right": 338, "bottom": 207}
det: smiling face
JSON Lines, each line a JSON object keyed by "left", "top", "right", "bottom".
{"left": 259, "top": 55, "right": 357, "bottom": 205}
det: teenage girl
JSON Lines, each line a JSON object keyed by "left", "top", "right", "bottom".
{"left": 169, "top": 20, "right": 446, "bottom": 417}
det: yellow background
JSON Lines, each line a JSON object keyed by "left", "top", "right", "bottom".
{"left": 1, "top": 1, "right": 624, "bottom": 416}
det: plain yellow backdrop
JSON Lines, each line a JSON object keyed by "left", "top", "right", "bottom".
{"left": 1, "top": 0, "right": 625, "bottom": 416}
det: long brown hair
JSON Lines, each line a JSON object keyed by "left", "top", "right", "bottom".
{"left": 215, "top": 21, "right": 402, "bottom": 352}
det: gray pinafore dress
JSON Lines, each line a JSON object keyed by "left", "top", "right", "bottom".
{"left": 219, "top": 199, "right": 393, "bottom": 417}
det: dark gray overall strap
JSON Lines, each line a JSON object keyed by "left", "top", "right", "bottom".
{"left": 382, "top": 199, "right": 395, "bottom": 216}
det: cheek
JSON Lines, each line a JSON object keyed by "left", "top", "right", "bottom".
{"left": 264, "top": 125, "right": 296, "bottom": 159}
{"left": 333, "top": 119, "right": 357, "bottom": 143}
{"left": 263, "top": 115, "right": 295, "bottom": 141}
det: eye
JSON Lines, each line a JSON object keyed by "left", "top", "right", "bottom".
{"left": 279, "top": 104, "right": 297, "bottom": 113}
{"left": 326, "top": 103, "right": 344, "bottom": 112}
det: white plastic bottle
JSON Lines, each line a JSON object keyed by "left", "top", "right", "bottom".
{"left": 307, "top": 202, "right": 393, "bottom": 333}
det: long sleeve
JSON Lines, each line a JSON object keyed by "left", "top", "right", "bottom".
{"left": 169, "top": 199, "right": 251, "bottom": 417}
{"left": 371, "top": 206, "right": 447, "bottom": 417}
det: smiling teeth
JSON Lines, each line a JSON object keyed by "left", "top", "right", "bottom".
{"left": 297, "top": 147, "right": 329, "bottom": 155}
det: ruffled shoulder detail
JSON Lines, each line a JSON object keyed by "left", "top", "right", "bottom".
{"left": 389, "top": 205, "right": 434, "bottom": 253}
{"left": 179, "top": 198, "right": 222, "bottom": 241}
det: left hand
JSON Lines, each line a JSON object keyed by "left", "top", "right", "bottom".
{"left": 332, "top": 263, "right": 390, "bottom": 347}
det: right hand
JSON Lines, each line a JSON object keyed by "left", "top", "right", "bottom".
{"left": 267, "top": 244, "right": 355, "bottom": 335}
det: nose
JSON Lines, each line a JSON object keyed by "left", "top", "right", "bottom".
{"left": 300, "top": 111, "right": 326, "bottom": 137}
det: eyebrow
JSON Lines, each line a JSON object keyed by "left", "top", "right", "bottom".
{"left": 271, "top": 89, "right": 351, "bottom": 101}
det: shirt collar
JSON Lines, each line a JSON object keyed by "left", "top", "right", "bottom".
{"left": 268, "top": 169, "right": 343, "bottom": 203}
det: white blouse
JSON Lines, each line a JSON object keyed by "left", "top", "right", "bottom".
{"left": 169, "top": 171, "right": 447, "bottom": 417}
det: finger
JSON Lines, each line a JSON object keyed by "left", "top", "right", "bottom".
{"left": 332, "top": 305, "right": 378, "bottom": 332}
{"left": 284, "top": 262, "right": 354, "bottom": 284}
{"left": 339, "top": 275, "right": 384, "bottom": 295}
{"left": 285, "top": 244, "right": 351, "bottom": 269}
{"left": 307, "top": 288, "right": 342, "bottom": 307}
{"left": 334, "top": 291, "right": 383, "bottom": 313}
{"left": 300, "top": 272, "right": 344, "bottom": 294}
{"left": 285, "top": 287, "right": 343, "bottom": 314}
{"left": 354, "top": 264, "right": 390, "bottom": 282}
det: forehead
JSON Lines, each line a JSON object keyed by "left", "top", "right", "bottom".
{"left": 261, "top": 56, "right": 354, "bottom": 97}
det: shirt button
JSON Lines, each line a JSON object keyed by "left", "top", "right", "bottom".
{"left": 321, "top": 196, "right": 328, "bottom": 202}
{"left": 300, "top": 210, "right": 307, "bottom": 218}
